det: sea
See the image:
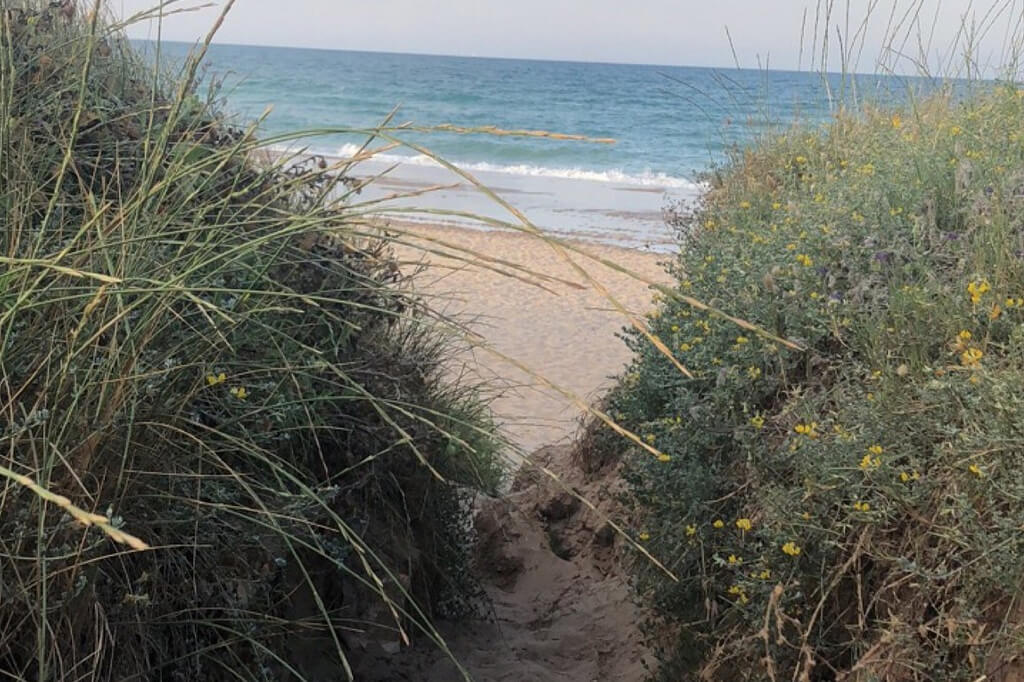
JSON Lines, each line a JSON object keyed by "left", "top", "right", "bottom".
{"left": 147, "top": 42, "right": 930, "bottom": 249}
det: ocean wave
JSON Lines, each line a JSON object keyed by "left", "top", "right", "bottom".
{"left": 327, "top": 143, "right": 701, "bottom": 190}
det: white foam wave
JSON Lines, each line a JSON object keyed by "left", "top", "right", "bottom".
{"left": 331, "top": 143, "right": 700, "bottom": 190}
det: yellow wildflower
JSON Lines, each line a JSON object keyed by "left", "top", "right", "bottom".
{"left": 868, "top": 444, "right": 883, "bottom": 456}
{"left": 750, "top": 414, "right": 765, "bottom": 429}
{"left": 967, "top": 279, "right": 990, "bottom": 304}
{"left": 961, "top": 347, "right": 984, "bottom": 368}
{"left": 739, "top": 200, "right": 751, "bottom": 209}
{"left": 795, "top": 253, "right": 813, "bottom": 267}
{"left": 229, "top": 386, "right": 248, "bottom": 400}
{"left": 735, "top": 336, "right": 749, "bottom": 345}
{"left": 852, "top": 501, "right": 870, "bottom": 512}
{"left": 859, "top": 454, "right": 881, "bottom": 470}
{"left": 795, "top": 422, "right": 819, "bottom": 439}
{"left": 685, "top": 525, "right": 697, "bottom": 536}
{"left": 747, "top": 366, "right": 762, "bottom": 380}
{"left": 899, "top": 470, "right": 920, "bottom": 483}
{"left": 657, "top": 453, "right": 671, "bottom": 463}
{"left": 891, "top": 114, "right": 902, "bottom": 128}
{"left": 758, "top": 569, "right": 772, "bottom": 580}
{"left": 728, "top": 554, "right": 743, "bottom": 565}
{"left": 206, "top": 372, "right": 226, "bottom": 386}
{"left": 950, "top": 125, "right": 962, "bottom": 136}
{"left": 735, "top": 518, "right": 752, "bottom": 532}
{"left": 968, "top": 463, "right": 984, "bottom": 478}
{"left": 638, "top": 532, "right": 650, "bottom": 541}
{"left": 713, "top": 519, "right": 725, "bottom": 529}
{"left": 727, "top": 585, "right": 749, "bottom": 604}
{"left": 781, "top": 541, "right": 801, "bottom": 556}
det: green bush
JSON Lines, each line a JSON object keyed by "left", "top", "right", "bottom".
{"left": 593, "top": 86, "right": 1024, "bottom": 679}
{"left": 0, "top": 3, "right": 502, "bottom": 680}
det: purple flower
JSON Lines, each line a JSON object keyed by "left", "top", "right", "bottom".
{"left": 874, "top": 251, "right": 892, "bottom": 264}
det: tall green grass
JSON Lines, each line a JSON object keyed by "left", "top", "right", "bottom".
{"left": 0, "top": 2, "right": 508, "bottom": 679}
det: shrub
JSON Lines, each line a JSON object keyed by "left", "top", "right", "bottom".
{"left": 594, "top": 85, "right": 1024, "bottom": 680}
{"left": 0, "top": 3, "right": 502, "bottom": 679}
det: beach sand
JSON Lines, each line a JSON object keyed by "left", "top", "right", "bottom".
{"left": 391, "top": 222, "right": 673, "bottom": 455}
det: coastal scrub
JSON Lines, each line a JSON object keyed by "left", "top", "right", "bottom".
{"left": 587, "top": 85, "right": 1024, "bottom": 679}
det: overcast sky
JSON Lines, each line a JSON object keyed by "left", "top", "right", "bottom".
{"left": 114, "top": 1, "right": 1023, "bottom": 73}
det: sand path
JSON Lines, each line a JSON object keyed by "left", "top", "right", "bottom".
{"left": 392, "top": 223, "right": 672, "bottom": 456}
{"left": 357, "top": 224, "right": 673, "bottom": 681}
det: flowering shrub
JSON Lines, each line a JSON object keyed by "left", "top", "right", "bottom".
{"left": 593, "top": 86, "right": 1024, "bottom": 679}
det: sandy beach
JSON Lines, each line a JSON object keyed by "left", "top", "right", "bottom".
{"left": 391, "top": 222, "right": 674, "bottom": 455}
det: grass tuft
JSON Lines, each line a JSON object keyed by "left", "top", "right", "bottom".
{"left": 0, "top": 2, "right": 505, "bottom": 679}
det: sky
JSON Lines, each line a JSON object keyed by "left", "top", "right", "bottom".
{"left": 114, "top": 1, "right": 1023, "bottom": 73}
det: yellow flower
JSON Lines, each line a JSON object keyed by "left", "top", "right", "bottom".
{"left": 967, "top": 279, "right": 990, "bottom": 304}
{"left": 657, "top": 453, "right": 671, "bottom": 463}
{"left": 679, "top": 343, "right": 692, "bottom": 352}
{"left": 868, "top": 444, "right": 883, "bottom": 456}
{"left": 229, "top": 386, "right": 248, "bottom": 400}
{"left": 727, "top": 585, "right": 749, "bottom": 604}
{"left": 860, "top": 453, "right": 882, "bottom": 470}
{"left": 206, "top": 372, "right": 226, "bottom": 386}
{"left": 758, "top": 569, "right": 772, "bottom": 580}
{"left": 968, "top": 464, "right": 984, "bottom": 478}
{"left": 739, "top": 200, "right": 751, "bottom": 209}
{"left": 772, "top": 201, "right": 782, "bottom": 210}
{"left": 735, "top": 336, "right": 749, "bottom": 345}
{"left": 852, "top": 501, "right": 870, "bottom": 512}
{"left": 795, "top": 422, "right": 819, "bottom": 438}
{"left": 685, "top": 524, "right": 697, "bottom": 536}
{"left": 858, "top": 163, "right": 875, "bottom": 176}
{"left": 638, "top": 532, "right": 650, "bottom": 541}
{"left": 795, "top": 253, "right": 813, "bottom": 267}
{"left": 899, "top": 470, "right": 920, "bottom": 483}
{"left": 713, "top": 519, "right": 725, "bottom": 529}
{"left": 794, "top": 155, "right": 807, "bottom": 164}
{"left": 950, "top": 125, "right": 962, "bottom": 136}
{"left": 891, "top": 114, "right": 902, "bottom": 129}
{"left": 801, "top": 511, "right": 811, "bottom": 520}
{"left": 644, "top": 433, "right": 657, "bottom": 444}
{"left": 728, "top": 554, "right": 743, "bottom": 565}
{"left": 747, "top": 366, "right": 762, "bottom": 380}
{"left": 961, "top": 347, "right": 984, "bottom": 368}
{"left": 750, "top": 414, "right": 765, "bottom": 429}
{"left": 735, "top": 518, "right": 752, "bottom": 532}
{"left": 781, "top": 541, "right": 802, "bottom": 556}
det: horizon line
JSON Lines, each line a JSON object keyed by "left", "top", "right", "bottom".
{"left": 140, "top": 38, "right": 927, "bottom": 80}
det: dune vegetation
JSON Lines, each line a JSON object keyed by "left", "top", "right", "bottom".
{"left": 0, "top": 2, "right": 506, "bottom": 680}
{"left": 583, "top": 70, "right": 1024, "bottom": 680}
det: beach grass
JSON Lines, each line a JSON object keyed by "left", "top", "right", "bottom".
{"left": 0, "top": 2, "right": 517, "bottom": 679}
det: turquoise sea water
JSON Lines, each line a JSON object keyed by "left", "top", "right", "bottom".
{"left": 151, "top": 42, "right": 927, "bottom": 247}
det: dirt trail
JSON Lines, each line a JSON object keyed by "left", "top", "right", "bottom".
{"left": 355, "top": 445, "right": 654, "bottom": 681}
